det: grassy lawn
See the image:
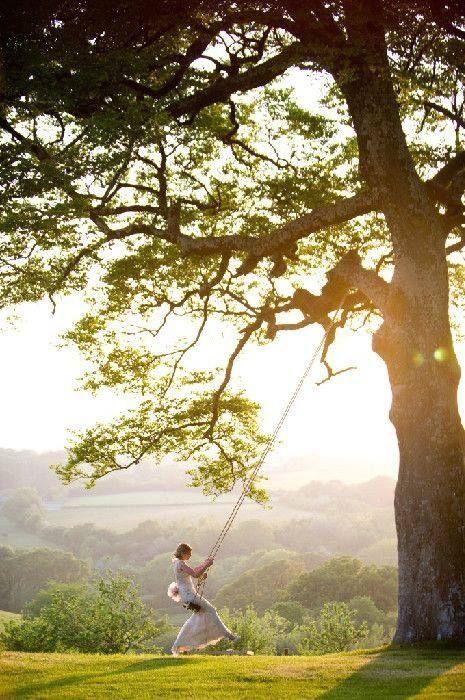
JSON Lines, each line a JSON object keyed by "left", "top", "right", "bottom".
{"left": 1, "top": 646, "right": 465, "bottom": 698}
{"left": 0, "top": 515, "right": 56, "bottom": 550}
{"left": 0, "top": 611, "right": 19, "bottom": 631}
{"left": 42, "top": 493, "right": 301, "bottom": 531}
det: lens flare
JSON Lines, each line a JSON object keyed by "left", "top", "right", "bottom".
{"left": 412, "top": 352, "right": 424, "bottom": 367}
{"left": 433, "top": 347, "right": 448, "bottom": 362}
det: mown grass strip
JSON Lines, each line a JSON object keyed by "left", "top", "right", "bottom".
{"left": 1, "top": 646, "right": 465, "bottom": 698}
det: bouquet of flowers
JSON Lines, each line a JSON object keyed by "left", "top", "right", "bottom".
{"left": 167, "top": 581, "right": 181, "bottom": 602}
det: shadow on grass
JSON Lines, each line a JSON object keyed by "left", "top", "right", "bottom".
{"left": 12, "top": 656, "right": 194, "bottom": 697}
{"left": 319, "top": 644, "right": 465, "bottom": 699}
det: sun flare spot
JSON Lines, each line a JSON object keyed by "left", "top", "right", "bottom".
{"left": 412, "top": 352, "right": 424, "bottom": 367}
{"left": 433, "top": 347, "right": 448, "bottom": 363}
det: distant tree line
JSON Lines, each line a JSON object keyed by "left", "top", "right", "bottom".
{"left": 1, "top": 485, "right": 396, "bottom": 569}
{"left": 0, "top": 546, "right": 88, "bottom": 613}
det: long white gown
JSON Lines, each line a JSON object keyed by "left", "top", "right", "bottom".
{"left": 170, "top": 558, "right": 235, "bottom": 654}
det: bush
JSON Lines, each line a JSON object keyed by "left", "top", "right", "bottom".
{"left": 1, "top": 573, "right": 168, "bottom": 653}
{"left": 217, "top": 607, "right": 288, "bottom": 654}
{"left": 1, "top": 617, "right": 56, "bottom": 652}
{"left": 297, "top": 602, "right": 369, "bottom": 655}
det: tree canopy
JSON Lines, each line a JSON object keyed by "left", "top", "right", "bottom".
{"left": 0, "top": 545, "right": 89, "bottom": 613}
{"left": 0, "top": 0, "right": 464, "bottom": 496}
{"left": 287, "top": 556, "right": 398, "bottom": 612}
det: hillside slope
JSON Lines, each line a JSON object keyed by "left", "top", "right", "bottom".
{"left": 0, "top": 610, "right": 19, "bottom": 631}
{"left": 1, "top": 647, "right": 465, "bottom": 698}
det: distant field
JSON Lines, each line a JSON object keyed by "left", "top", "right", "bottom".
{"left": 64, "top": 490, "right": 236, "bottom": 508}
{"left": 0, "top": 515, "right": 57, "bottom": 550}
{"left": 43, "top": 490, "right": 300, "bottom": 531}
{"left": 1, "top": 647, "right": 465, "bottom": 698}
{"left": 0, "top": 486, "right": 317, "bottom": 541}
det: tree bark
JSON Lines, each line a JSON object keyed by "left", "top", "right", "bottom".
{"left": 373, "top": 266, "right": 465, "bottom": 642}
{"left": 393, "top": 385, "right": 465, "bottom": 642}
{"left": 334, "top": 0, "right": 465, "bottom": 642}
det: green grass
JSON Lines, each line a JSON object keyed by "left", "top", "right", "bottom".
{"left": 1, "top": 646, "right": 465, "bottom": 698}
{"left": 0, "top": 611, "right": 19, "bottom": 631}
{"left": 0, "top": 515, "right": 56, "bottom": 550}
{"left": 42, "top": 489, "right": 302, "bottom": 531}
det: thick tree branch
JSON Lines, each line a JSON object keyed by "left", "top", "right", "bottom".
{"left": 51, "top": 190, "right": 377, "bottom": 292}
{"left": 291, "top": 251, "right": 391, "bottom": 329}
{"left": 426, "top": 151, "right": 465, "bottom": 219}
{"left": 123, "top": 37, "right": 218, "bottom": 102}
{"left": 446, "top": 229, "right": 465, "bottom": 255}
{"left": 210, "top": 10, "right": 296, "bottom": 34}
{"left": 168, "top": 42, "right": 314, "bottom": 119}
{"left": 265, "top": 316, "right": 314, "bottom": 340}
{"left": 147, "top": 190, "right": 377, "bottom": 258}
{"left": 285, "top": 0, "right": 346, "bottom": 47}
{"left": 424, "top": 101, "right": 465, "bottom": 131}
{"left": 328, "top": 252, "right": 391, "bottom": 313}
{"left": 428, "top": 152, "right": 465, "bottom": 192}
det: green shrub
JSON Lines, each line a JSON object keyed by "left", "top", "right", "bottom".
{"left": 1, "top": 573, "right": 168, "bottom": 654}
{"left": 217, "top": 607, "right": 288, "bottom": 654}
{"left": 297, "top": 602, "right": 369, "bottom": 655}
{"left": 1, "top": 617, "right": 56, "bottom": 652}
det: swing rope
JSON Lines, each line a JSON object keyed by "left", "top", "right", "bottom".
{"left": 193, "top": 291, "right": 350, "bottom": 604}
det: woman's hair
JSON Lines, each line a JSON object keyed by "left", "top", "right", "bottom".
{"left": 173, "top": 543, "right": 192, "bottom": 559}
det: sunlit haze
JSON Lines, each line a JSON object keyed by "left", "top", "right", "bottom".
{"left": 1, "top": 295, "right": 464, "bottom": 485}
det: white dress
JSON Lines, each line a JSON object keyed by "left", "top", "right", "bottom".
{"left": 170, "top": 558, "right": 234, "bottom": 654}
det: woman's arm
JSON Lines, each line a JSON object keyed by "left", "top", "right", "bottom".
{"left": 180, "top": 558, "right": 213, "bottom": 578}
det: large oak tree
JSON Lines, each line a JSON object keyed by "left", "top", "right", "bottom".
{"left": 1, "top": 0, "right": 465, "bottom": 642}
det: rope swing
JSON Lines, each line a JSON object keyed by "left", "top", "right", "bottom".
{"left": 192, "top": 292, "right": 350, "bottom": 606}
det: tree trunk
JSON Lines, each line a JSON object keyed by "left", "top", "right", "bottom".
{"left": 393, "top": 386, "right": 465, "bottom": 642}
{"left": 332, "top": 0, "right": 465, "bottom": 642}
{"left": 373, "top": 254, "right": 465, "bottom": 642}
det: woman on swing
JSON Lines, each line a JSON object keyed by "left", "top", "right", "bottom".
{"left": 168, "top": 543, "right": 238, "bottom": 654}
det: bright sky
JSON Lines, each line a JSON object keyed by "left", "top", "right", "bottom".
{"left": 1, "top": 295, "right": 464, "bottom": 484}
